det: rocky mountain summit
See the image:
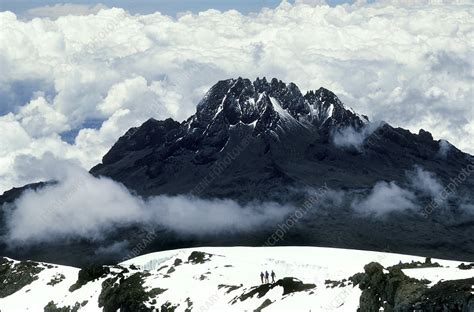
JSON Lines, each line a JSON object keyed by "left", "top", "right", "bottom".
{"left": 90, "top": 77, "right": 473, "bottom": 201}
{"left": 90, "top": 77, "right": 370, "bottom": 199}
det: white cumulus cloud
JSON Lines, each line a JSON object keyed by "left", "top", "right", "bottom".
{"left": 17, "top": 95, "right": 70, "bottom": 137}
{"left": 0, "top": 1, "right": 472, "bottom": 194}
{"left": 351, "top": 181, "right": 418, "bottom": 217}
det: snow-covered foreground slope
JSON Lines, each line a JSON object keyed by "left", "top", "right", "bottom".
{"left": 0, "top": 246, "right": 473, "bottom": 312}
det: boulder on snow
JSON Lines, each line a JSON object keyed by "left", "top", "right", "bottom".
{"left": 355, "top": 261, "right": 474, "bottom": 312}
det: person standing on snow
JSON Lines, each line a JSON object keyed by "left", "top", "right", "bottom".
{"left": 260, "top": 272, "right": 264, "bottom": 284}
{"left": 271, "top": 270, "right": 276, "bottom": 283}
{"left": 265, "top": 270, "right": 269, "bottom": 283}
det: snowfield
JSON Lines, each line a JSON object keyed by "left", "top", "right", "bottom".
{"left": 0, "top": 246, "right": 473, "bottom": 312}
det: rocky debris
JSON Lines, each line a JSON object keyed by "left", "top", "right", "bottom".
{"left": 69, "top": 264, "right": 110, "bottom": 292}
{"left": 276, "top": 277, "right": 316, "bottom": 296}
{"left": 414, "top": 278, "right": 474, "bottom": 311}
{"left": 348, "top": 272, "right": 365, "bottom": 286}
{"left": 230, "top": 283, "right": 273, "bottom": 303}
{"left": 98, "top": 271, "right": 167, "bottom": 312}
{"left": 44, "top": 301, "right": 87, "bottom": 312}
{"left": 458, "top": 263, "right": 474, "bottom": 270}
{"left": 47, "top": 273, "right": 66, "bottom": 286}
{"left": 184, "top": 297, "right": 193, "bottom": 312}
{"left": 44, "top": 301, "right": 80, "bottom": 312}
{"left": 188, "top": 251, "right": 213, "bottom": 264}
{"left": 231, "top": 277, "right": 316, "bottom": 304}
{"left": 324, "top": 278, "right": 349, "bottom": 288}
{"left": 157, "top": 265, "right": 168, "bottom": 272}
{"left": 355, "top": 262, "right": 429, "bottom": 312}
{"left": 218, "top": 284, "right": 243, "bottom": 294}
{"left": 162, "top": 258, "right": 183, "bottom": 276}
{"left": 387, "top": 258, "right": 442, "bottom": 270}
{"left": 354, "top": 261, "right": 474, "bottom": 312}
{"left": 0, "top": 257, "right": 44, "bottom": 298}
{"left": 254, "top": 298, "right": 273, "bottom": 311}
{"left": 160, "top": 301, "right": 178, "bottom": 311}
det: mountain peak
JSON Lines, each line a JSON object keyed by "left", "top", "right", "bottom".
{"left": 194, "top": 77, "right": 367, "bottom": 134}
{"left": 94, "top": 77, "right": 376, "bottom": 184}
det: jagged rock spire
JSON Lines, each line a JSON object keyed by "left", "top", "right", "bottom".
{"left": 193, "top": 77, "right": 368, "bottom": 133}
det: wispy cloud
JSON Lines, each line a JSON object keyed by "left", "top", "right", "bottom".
{"left": 332, "top": 121, "right": 383, "bottom": 151}
{"left": 407, "top": 166, "right": 443, "bottom": 199}
{"left": 351, "top": 181, "right": 418, "bottom": 217}
{"left": 25, "top": 3, "right": 108, "bottom": 19}
{"left": 437, "top": 140, "right": 451, "bottom": 159}
{"left": 4, "top": 163, "right": 291, "bottom": 244}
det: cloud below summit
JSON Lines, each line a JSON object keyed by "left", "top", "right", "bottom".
{"left": 5, "top": 164, "right": 291, "bottom": 244}
{"left": 0, "top": 1, "right": 473, "bottom": 193}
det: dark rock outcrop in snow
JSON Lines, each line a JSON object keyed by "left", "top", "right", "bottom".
{"left": 354, "top": 261, "right": 474, "bottom": 312}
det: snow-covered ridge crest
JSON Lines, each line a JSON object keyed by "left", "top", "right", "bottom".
{"left": 1, "top": 246, "right": 473, "bottom": 311}
{"left": 193, "top": 77, "right": 369, "bottom": 134}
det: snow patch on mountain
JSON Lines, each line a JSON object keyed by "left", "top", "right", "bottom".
{"left": 0, "top": 246, "right": 472, "bottom": 312}
{"left": 192, "top": 78, "right": 369, "bottom": 138}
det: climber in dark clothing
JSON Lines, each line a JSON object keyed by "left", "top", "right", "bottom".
{"left": 265, "top": 271, "right": 270, "bottom": 283}
{"left": 260, "top": 272, "right": 264, "bottom": 284}
{"left": 271, "top": 270, "right": 276, "bottom": 283}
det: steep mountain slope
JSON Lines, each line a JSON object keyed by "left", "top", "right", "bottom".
{"left": 0, "top": 247, "right": 473, "bottom": 312}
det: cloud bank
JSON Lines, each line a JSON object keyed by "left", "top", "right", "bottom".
{"left": 4, "top": 162, "right": 291, "bottom": 244}
{"left": 350, "top": 165, "right": 474, "bottom": 218}
{"left": 0, "top": 1, "right": 473, "bottom": 193}
{"left": 3, "top": 163, "right": 472, "bottom": 244}
{"left": 407, "top": 165, "right": 443, "bottom": 199}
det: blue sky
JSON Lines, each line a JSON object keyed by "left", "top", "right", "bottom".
{"left": 1, "top": 0, "right": 361, "bottom": 16}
